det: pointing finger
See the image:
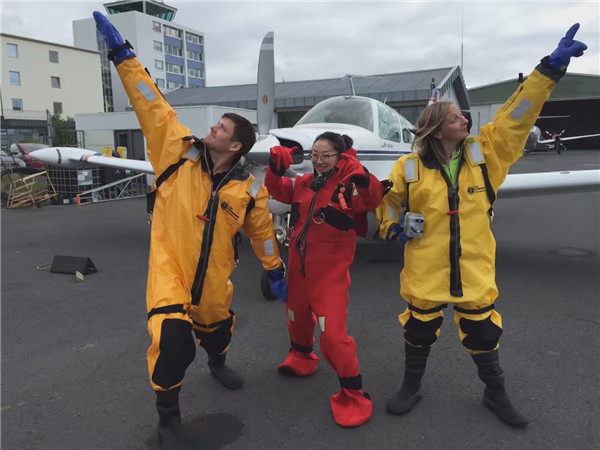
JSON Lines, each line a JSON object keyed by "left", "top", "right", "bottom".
{"left": 564, "top": 23, "right": 580, "bottom": 42}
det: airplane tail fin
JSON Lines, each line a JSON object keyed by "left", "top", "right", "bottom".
{"left": 257, "top": 31, "right": 275, "bottom": 135}
{"left": 428, "top": 78, "right": 440, "bottom": 106}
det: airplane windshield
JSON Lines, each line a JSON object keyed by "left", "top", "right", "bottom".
{"left": 296, "top": 97, "right": 374, "bottom": 131}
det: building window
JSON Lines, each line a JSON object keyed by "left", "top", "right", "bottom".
{"left": 53, "top": 102, "right": 63, "bottom": 114}
{"left": 186, "top": 33, "right": 202, "bottom": 45}
{"left": 12, "top": 98, "right": 23, "bottom": 111}
{"left": 156, "top": 78, "right": 165, "bottom": 88}
{"left": 51, "top": 76, "right": 61, "bottom": 89}
{"left": 153, "top": 21, "right": 161, "bottom": 33}
{"left": 165, "top": 44, "right": 182, "bottom": 57}
{"left": 9, "top": 71, "right": 20, "bottom": 85}
{"left": 163, "top": 25, "right": 182, "bottom": 39}
{"left": 187, "top": 50, "right": 202, "bottom": 61}
{"left": 49, "top": 50, "right": 59, "bottom": 63}
{"left": 167, "top": 80, "right": 183, "bottom": 90}
{"left": 188, "top": 67, "right": 204, "bottom": 79}
{"left": 154, "top": 41, "right": 163, "bottom": 52}
{"left": 165, "top": 62, "right": 183, "bottom": 75}
{"left": 155, "top": 59, "right": 164, "bottom": 70}
{"left": 7, "top": 43, "right": 18, "bottom": 58}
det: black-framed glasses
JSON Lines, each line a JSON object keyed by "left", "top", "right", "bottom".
{"left": 311, "top": 153, "right": 338, "bottom": 162}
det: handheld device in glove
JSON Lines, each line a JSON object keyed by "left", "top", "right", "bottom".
{"left": 93, "top": 11, "right": 136, "bottom": 65}
{"left": 268, "top": 265, "right": 287, "bottom": 302}
{"left": 386, "top": 212, "right": 424, "bottom": 242}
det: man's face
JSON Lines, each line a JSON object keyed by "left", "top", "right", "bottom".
{"left": 204, "top": 117, "right": 241, "bottom": 154}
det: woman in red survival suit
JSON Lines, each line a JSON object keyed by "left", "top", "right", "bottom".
{"left": 265, "top": 132, "right": 385, "bottom": 427}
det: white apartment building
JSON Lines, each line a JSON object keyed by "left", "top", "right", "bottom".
{"left": 73, "top": 0, "right": 206, "bottom": 113}
{"left": 1, "top": 33, "right": 104, "bottom": 147}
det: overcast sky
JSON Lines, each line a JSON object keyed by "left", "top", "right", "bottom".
{"left": 2, "top": 1, "right": 599, "bottom": 89}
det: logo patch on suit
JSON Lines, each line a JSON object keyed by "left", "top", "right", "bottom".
{"left": 221, "top": 201, "right": 240, "bottom": 220}
{"left": 467, "top": 186, "right": 486, "bottom": 195}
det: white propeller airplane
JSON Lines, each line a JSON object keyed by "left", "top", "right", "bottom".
{"left": 525, "top": 125, "right": 600, "bottom": 153}
{"left": 31, "top": 32, "right": 600, "bottom": 242}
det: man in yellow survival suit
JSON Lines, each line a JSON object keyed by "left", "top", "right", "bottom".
{"left": 93, "top": 11, "right": 287, "bottom": 449}
{"left": 376, "top": 24, "right": 587, "bottom": 427}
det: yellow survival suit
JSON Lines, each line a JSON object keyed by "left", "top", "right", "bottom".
{"left": 377, "top": 67, "right": 557, "bottom": 351}
{"left": 115, "top": 58, "right": 282, "bottom": 391}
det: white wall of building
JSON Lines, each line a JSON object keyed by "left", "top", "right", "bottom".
{"left": 73, "top": 11, "right": 205, "bottom": 113}
{"left": 1, "top": 33, "right": 104, "bottom": 120}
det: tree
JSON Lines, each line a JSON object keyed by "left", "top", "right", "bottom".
{"left": 50, "top": 113, "right": 77, "bottom": 147}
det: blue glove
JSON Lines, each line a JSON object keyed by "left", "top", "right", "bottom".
{"left": 93, "top": 11, "right": 136, "bottom": 65}
{"left": 548, "top": 23, "right": 587, "bottom": 70}
{"left": 268, "top": 266, "right": 287, "bottom": 302}
{"left": 386, "top": 215, "right": 410, "bottom": 243}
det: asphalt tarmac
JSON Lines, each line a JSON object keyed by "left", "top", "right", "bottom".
{"left": 2, "top": 150, "right": 599, "bottom": 450}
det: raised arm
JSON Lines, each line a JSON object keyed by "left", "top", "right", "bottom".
{"left": 264, "top": 145, "right": 296, "bottom": 203}
{"left": 335, "top": 151, "right": 384, "bottom": 213}
{"left": 93, "top": 11, "right": 190, "bottom": 175}
{"left": 478, "top": 23, "right": 587, "bottom": 191}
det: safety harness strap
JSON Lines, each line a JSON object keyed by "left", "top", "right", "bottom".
{"left": 192, "top": 310, "right": 235, "bottom": 329}
{"left": 339, "top": 374, "right": 362, "bottom": 390}
{"left": 314, "top": 205, "right": 355, "bottom": 231}
{"left": 290, "top": 340, "right": 313, "bottom": 354}
{"left": 479, "top": 163, "right": 496, "bottom": 219}
{"left": 107, "top": 40, "right": 133, "bottom": 61}
{"left": 147, "top": 304, "right": 186, "bottom": 320}
{"left": 408, "top": 303, "right": 448, "bottom": 314}
{"left": 146, "top": 157, "right": 188, "bottom": 213}
{"left": 454, "top": 304, "right": 495, "bottom": 315}
{"left": 232, "top": 232, "right": 242, "bottom": 267}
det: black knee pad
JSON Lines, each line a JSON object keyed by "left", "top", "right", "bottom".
{"left": 459, "top": 316, "right": 503, "bottom": 351}
{"left": 195, "top": 316, "right": 233, "bottom": 356}
{"left": 404, "top": 315, "right": 443, "bottom": 347}
{"left": 152, "top": 319, "right": 196, "bottom": 389}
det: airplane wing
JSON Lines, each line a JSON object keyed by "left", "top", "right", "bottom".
{"left": 32, "top": 146, "right": 600, "bottom": 200}
{"left": 538, "top": 134, "right": 600, "bottom": 144}
{"left": 30, "top": 147, "right": 154, "bottom": 174}
{"left": 498, "top": 170, "right": 599, "bottom": 199}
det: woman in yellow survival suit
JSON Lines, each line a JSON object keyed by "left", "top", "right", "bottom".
{"left": 376, "top": 24, "right": 587, "bottom": 427}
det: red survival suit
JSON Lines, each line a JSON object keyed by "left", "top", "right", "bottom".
{"left": 265, "top": 148, "right": 384, "bottom": 427}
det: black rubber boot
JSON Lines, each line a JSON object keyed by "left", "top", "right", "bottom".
{"left": 208, "top": 353, "right": 244, "bottom": 389}
{"left": 156, "top": 388, "right": 190, "bottom": 450}
{"left": 387, "top": 343, "right": 430, "bottom": 415}
{"left": 472, "top": 350, "right": 530, "bottom": 428}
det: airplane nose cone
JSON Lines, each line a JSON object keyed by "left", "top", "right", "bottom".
{"left": 30, "top": 148, "right": 60, "bottom": 165}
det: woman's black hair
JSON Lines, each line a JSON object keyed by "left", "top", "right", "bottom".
{"left": 314, "top": 132, "right": 353, "bottom": 153}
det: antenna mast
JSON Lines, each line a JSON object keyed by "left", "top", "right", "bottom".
{"left": 460, "top": 2, "right": 464, "bottom": 70}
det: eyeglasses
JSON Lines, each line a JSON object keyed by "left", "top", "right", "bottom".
{"left": 310, "top": 153, "right": 338, "bottom": 162}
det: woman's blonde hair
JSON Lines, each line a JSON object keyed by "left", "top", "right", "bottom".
{"left": 411, "top": 101, "right": 455, "bottom": 159}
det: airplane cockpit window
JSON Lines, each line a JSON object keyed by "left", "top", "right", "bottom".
{"left": 398, "top": 115, "right": 415, "bottom": 144}
{"left": 296, "top": 97, "right": 374, "bottom": 131}
{"left": 377, "top": 102, "right": 402, "bottom": 143}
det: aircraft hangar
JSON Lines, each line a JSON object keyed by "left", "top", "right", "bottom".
{"left": 163, "top": 66, "right": 470, "bottom": 129}
{"left": 469, "top": 73, "right": 600, "bottom": 149}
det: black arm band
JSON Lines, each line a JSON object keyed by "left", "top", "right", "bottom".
{"left": 107, "top": 40, "right": 134, "bottom": 62}
{"left": 537, "top": 55, "right": 566, "bottom": 82}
